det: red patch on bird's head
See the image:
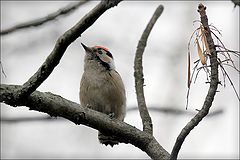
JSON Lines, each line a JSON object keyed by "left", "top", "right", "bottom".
{"left": 94, "top": 45, "right": 109, "bottom": 52}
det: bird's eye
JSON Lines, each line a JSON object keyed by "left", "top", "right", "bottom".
{"left": 98, "top": 50, "right": 103, "bottom": 55}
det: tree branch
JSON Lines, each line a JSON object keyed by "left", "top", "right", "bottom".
{"left": 134, "top": 5, "right": 164, "bottom": 135}
{"left": 0, "top": 84, "right": 170, "bottom": 159}
{"left": 13, "top": 0, "right": 122, "bottom": 102}
{"left": 128, "top": 107, "right": 223, "bottom": 117}
{"left": 1, "top": 2, "right": 170, "bottom": 159}
{"left": 231, "top": 0, "right": 240, "bottom": 7}
{"left": 0, "top": 107, "right": 223, "bottom": 124}
{"left": 170, "top": 4, "right": 219, "bottom": 160}
{"left": 0, "top": 1, "right": 88, "bottom": 36}
{"left": 0, "top": 116, "right": 56, "bottom": 123}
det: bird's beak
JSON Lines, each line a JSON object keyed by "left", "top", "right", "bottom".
{"left": 81, "top": 43, "right": 92, "bottom": 53}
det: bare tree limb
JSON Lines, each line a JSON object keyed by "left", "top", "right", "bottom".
{"left": 128, "top": 107, "right": 223, "bottom": 117}
{"left": 170, "top": 4, "right": 219, "bottom": 160}
{"left": 231, "top": 0, "right": 240, "bottom": 7}
{"left": 14, "top": 0, "right": 122, "bottom": 102}
{"left": 0, "top": 1, "right": 89, "bottom": 36}
{"left": 0, "top": 84, "right": 170, "bottom": 159}
{"left": 134, "top": 4, "right": 164, "bottom": 135}
{"left": 0, "top": 107, "right": 223, "bottom": 124}
{"left": 0, "top": 116, "right": 56, "bottom": 123}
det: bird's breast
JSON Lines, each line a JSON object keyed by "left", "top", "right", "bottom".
{"left": 80, "top": 69, "right": 126, "bottom": 120}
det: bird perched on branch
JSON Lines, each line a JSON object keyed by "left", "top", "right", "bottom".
{"left": 79, "top": 43, "right": 126, "bottom": 147}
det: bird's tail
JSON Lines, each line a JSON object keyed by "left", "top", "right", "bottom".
{"left": 98, "top": 132, "right": 119, "bottom": 147}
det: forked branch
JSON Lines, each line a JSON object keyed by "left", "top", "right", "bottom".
{"left": 13, "top": 0, "right": 122, "bottom": 102}
{"left": 0, "top": 84, "right": 170, "bottom": 159}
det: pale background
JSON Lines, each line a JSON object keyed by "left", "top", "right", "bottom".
{"left": 1, "top": 1, "right": 239, "bottom": 159}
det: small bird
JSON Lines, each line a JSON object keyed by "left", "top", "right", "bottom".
{"left": 79, "top": 43, "right": 126, "bottom": 146}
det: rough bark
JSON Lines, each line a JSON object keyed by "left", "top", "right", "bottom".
{"left": 14, "top": 0, "right": 122, "bottom": 102}
{"left": 0, "top": 84, "right": 170, "bottom": 159}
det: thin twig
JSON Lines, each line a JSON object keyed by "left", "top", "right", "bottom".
{"left": 13, "top": 0, "right": 122, "bottom": 102}
{"left": 222, "top": 63, "right": 240, "bottom": 72}
{"left": 0, "top": 61, "right": 7, "bottom": 77}
{"left": 187, "top": 27, "right": 201, "bottom": 88}
{"left": 171, "top": 4, "right": 219, "bottom": 159}
{"left": 209, "top": 24, "right": 222, "bottom": 36}
{"left": 219, "top": 64, "right": 227, "bottom": 87}
{"left": 134, "top": 5, "right": 164, "bottom": 135}
{"left": 217, "top": 50, "right": 240, "bottom": 57}
{"left": 216, "top": 45, "right": 240, "bottom": 58}
{"left": 194, "top": 65, "right": 205, "bottom": 83}
{"left": 219, "top": 62, "right": 240, "bottom": 101}
{"left": 186, "top": 60, "right": 200, "bottom": 109}
{"left": 219, "top": 58, "right": 240, "bottom": 72}
{"left": 128, "top": 106, "right": 223, "bottom": 117}
{"left": 0, "top": 116, "right": 57, "bottom": 123}
{"left": 211, "top": 31, "right": 237, "bottom": 69}
{"left": 0, "top": 107, "right": 224, "bottom": 124}
{"left": 0, "top": 1, "right": 88, "bottom": 36}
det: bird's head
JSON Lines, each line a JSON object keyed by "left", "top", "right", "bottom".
{"left": 81, "top": 43, "right": 115, "bottom": 71}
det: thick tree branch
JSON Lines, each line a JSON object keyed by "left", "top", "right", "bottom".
{"left": 0, "top": 84, "right": 170, "bottom": 159}
{"left": 14, "top": 0, "right": 122, "bottom": 102}
{"left": 170, "top": 4, "right": 219, "bottom": 160}
{"left": 134, "top": 5, "right": 164, "bottom": 135}
{"left": 0, "top": 1, "right": 88, "bottom": 36}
